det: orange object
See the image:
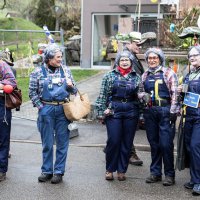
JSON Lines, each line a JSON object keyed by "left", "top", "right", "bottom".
{"left": 173, "top": 60, "right": 178, "bottom": 73}
{"left": 3, "top": 85, "right": 14, "bottom": 94}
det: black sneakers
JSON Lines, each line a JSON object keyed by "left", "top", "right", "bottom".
{"left": 38, "top": 173, "right": 63, "bottom": 184}
{"left": 51, "top": 174, "right": 63, "bottom": 184}
{"left": 163, "top": 176, "right": 175, "bottom": 186}
{"left": 0, "top": 172, "right": 6, "bottom": 182}
{"left": 146, "top": 174, "right": 162, "bottom": 183}
{"left": 38, "top": 173, "right": 53, "bottom": 182}
{"left": 184, "top": 182, "right": 194, "bottom": 189}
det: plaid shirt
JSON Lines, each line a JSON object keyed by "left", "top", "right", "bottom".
{"left": 96, "top": 68, "right": 141, "bottom": 117}
{"left": 139, "top": 66, "right": 180, "bottom": 114}
{"left": 0, "top": 60, "right": 17, "bottom": 87}
{"left": 29, "top": 64, "right": 76, "bottom": 109}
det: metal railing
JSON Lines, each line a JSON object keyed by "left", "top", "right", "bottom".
{"left": 0, "top": 28, "right": 66, "bottom": 65}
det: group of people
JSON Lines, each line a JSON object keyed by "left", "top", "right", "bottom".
{"left": 96, "top": 31, "right": 200, "bottom": 196}
{"left": 0, "top": 33, "right": 200, "bottom": 196}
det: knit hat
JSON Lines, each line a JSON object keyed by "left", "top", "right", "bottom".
{"left": 43, "top": 43, "right": 63, "bottom": 64}
{"left": 0, "top": 49, "right": 14, "bottom": 66}
{"left": 188, "top": 45, "right": 200, "bottom": 56}
{"left": 115, "top": 50, "right": 134, "bottom": 66}
{"left": 144, "top": 47, "right": 165, "bottom": 66}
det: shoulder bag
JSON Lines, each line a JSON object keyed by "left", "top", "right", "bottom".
{"left": 63, "top": 90, "right": 91, "bottom": 121}
{"left": 5, "top": 87, "right": 22, "bottom": 109}
{"left": 61, "top": 65, "right": 91, "bottom": 121}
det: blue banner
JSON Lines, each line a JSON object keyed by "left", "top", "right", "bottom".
{"left": 183, "top": 92, "right": 200, "bottom": 108}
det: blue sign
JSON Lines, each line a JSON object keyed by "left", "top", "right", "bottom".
{"left": 183, "top": 92, "right": 200, "bottom": 108}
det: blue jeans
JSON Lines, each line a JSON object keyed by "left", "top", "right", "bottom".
{"left": 0, "top": 99, "right": 11, "bottom": 173}
{"left": 37, "top": 104, "right": 70, "bottom": 174}
{"left": 144, "top": 106, "right": 175, "bottom": 177}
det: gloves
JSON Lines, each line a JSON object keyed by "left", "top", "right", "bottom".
{"left": 142, "top": 93, "right": 151, "bottom": 104}
{"left": 169, "top": 113, "right": 177, "bottom": 123}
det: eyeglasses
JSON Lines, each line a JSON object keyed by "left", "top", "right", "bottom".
{"left": 188, "top": 54, "right": 200, "bottom": 59}
{"left": 120, "top": 59, "right": 130, "bottom": 62}
{"left": 148, "top": 56, "right": 159, "bottom": 61}
{"left": 130, "top": 41, "right": 140, "bottom": 47}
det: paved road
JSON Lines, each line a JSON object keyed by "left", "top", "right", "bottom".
{"left": 0, "top": 72, "right": 195, "bottom": 200}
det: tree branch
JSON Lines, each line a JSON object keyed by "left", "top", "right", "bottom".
{"left": 0, "top": 0, "right": 7, "bottom": 9}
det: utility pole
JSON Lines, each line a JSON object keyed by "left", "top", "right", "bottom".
{"left": 137, "top": 0, "right": 141, "bottom": 32}
{"left": 157, "top": 0, "right": 161, "bottom": 47}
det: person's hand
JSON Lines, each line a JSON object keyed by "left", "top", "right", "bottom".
{"left": 177, "top": 85, "right": 183, "bottom": 93}
{"left": 104, "top": 109, "right": 111, "bottom": 115}
{"left": 142, "top": 93, "right": 151, "bottom": 104}
{"left": 66, "top": 79, "right": 73, "bottom": 87}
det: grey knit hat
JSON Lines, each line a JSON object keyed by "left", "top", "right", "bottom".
{"left": 0, "top": 49, "right": 14, "bottom": 66}
{"left": 188, "top": 45, "right": 200, "bottom": 57}
{"left": 43, "top": 43, "right": 63, "bottom": 64}
{"left": 145, "top": 47, "right": 165, "bottom": 66}
{"left": 115, "top": 50, "right": 134, "bottom": 66}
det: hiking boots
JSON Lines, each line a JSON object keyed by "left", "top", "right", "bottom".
{"left": 163, "top": 176, "right": 175, "bottom": 186}
{"left": 117, "top": 173, "right": 126, "bottom": 181}
{"left": 51, "top": 174, "right": 63, "bottom": 184}
{"left": 0, "top": 172, "right": 6, "bottom": 182}
{"left": 38, "top": 173, "right": 53, "bottom": 182}
{"left": 129, "top": 153, "right": 143, "bottom": 166}
{"left": 105, "top": 171, "right": 114, "bottom": 181}
{"left": 129, "top": 145, "right": 143, "bottom": 166}
{"left": 146, "top": 174, "right": 162, "bottom": 183}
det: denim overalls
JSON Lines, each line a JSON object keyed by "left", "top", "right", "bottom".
{"left": 183, "top": 73, "right": 200, "bottom": 184}
{"left": 37, "top": 66, "right": 71, "bottom": 175}
{"left": 143, "top": 72, "right": 175, "bottom": 178}
{"left": 105, "top": 75, "right": 139, "bottom": 173}
{"left": 0, "top": 98, "right": 11, "bottom": 173}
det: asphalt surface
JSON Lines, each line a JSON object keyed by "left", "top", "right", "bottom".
{"left": 0, "top": 71, "right": 197, "bottom": 200}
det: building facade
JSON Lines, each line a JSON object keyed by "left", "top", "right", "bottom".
{"left": 179, "top": 0, "right": 200, "bottom": 14}
{"left": 80, "top": 0, "right": 186, "bottom": 69}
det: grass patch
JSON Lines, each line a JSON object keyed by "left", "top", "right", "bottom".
{"left": 0, "top": 17, "right": 46, "bottom": 59}
{"left": 16, "top": 69, "right": 102, "bottom": 102}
